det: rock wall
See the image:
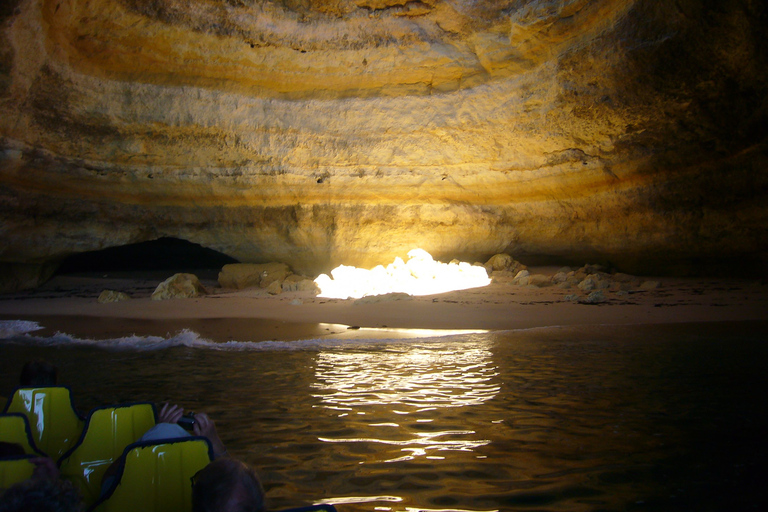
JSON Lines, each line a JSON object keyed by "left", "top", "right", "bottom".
{"left": 1, "top": 0, "right": 767, "bottom": 290}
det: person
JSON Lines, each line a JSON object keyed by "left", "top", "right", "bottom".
{"left": 98, "top": 403, "right": 266, "bottom": 511}
{"left": 141, "top": 403, "right": 228, "bottom": 459}
{"left": 0, "top": 453, "right": 82, "bottom": 512}
{"left": 99, "top": 402, "right": 228, "bottom": 496}
{"left": 0, "top": 478, "right": 82, "bottom": 512}
{"left": 191, "top": 458, "right": 265, "bottom": 512}
{"left": 19, "top": 361, "right": 58, "bottom": 387}
{"left": 0, "top": 442, "right": 25, "bottom": 458}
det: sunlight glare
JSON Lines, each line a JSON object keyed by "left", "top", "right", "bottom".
{"left": 314, "top": 249, "right": 490, "bottom": 299}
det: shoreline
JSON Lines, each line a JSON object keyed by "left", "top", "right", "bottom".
{"left": 1, "top": 269, "right": 766, "bottom": 342}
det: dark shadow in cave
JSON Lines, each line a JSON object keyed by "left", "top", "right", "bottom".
{"left": 56, "top": 237, "right": 238, "bottom": 279}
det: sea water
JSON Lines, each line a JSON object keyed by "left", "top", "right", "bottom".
{"left": 1, "top": 320, "right": 767, "bottom": 511}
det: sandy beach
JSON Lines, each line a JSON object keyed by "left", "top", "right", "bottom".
{"left": 1, "top": 267, "right": 766, "bottom": 342}
{"left": 2, "top": 268, "right": 767, "bottom": 512}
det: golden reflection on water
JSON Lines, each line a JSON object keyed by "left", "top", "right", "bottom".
{"left": 317, "top": 494, "right": 499, "bottom": 512}
{"left": 311, "top": 341, "right": 499, "bottom": 467}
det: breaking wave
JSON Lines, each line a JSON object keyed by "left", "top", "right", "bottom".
{"left": 0, "top": 320, "right": 44, "bottom": 339}
{"left": 0, "top": 319, "right": 488, "bottom": 352}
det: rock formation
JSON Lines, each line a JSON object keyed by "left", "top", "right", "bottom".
{"left": 151, "top": 272, "right": 207, "bottom": 300}
{"left": 97, "top": 289, "right": 131, "bottom": 303}
{"left": 218, "top": 262, "right": 292, "bottom": 290}
{"left": 1, "top": 0, "right": 767, "bottom": 291}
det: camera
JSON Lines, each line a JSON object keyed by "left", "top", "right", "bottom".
{"left": 177, "top": 412, "right": 196, "bottom": 431}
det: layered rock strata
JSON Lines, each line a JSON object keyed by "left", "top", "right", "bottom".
{"left": 1, "top": 0, "right": 767, "bottom": 291}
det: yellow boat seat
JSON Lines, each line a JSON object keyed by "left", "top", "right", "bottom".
{"left": 90, "top": 437, "right": 213, "bottom": 512}
{"left": 0, "top": 455, "right": 37, "bottom": 490}
{"left": 0, "top": 413, "right": 44, "bottom": 455}
{"left": 58, "top": 402, "right": 157, "bottom": 506}
{"left": 3, "top": 387, "right": 84, "bottom": 460}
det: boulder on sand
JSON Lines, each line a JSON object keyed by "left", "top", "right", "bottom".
{"left": 582, "top": 290, "right": 608, "bottom": 304}
{"left": 218, "top": 262, "right": 291, "bottom": 290}
{"left": 151, "top": 273, "right": 207, "bottom": 300}
{"left": 98, "top": 290, "right": 130, "bottom": 303}
{"left": 511, "top": 269, "right": 530, "bottom": 285}
{"left": 266, "top": 280, "right": 282, "bottom": 295}
{"left": 484, "top": 254, "right": 527, "bottom": 275}
{"left": 282, "top": 274, "right": 320, "bottom": 293}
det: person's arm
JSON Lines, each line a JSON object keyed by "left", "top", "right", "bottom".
{"left": 192, "top": 413, "right": 228, "bottom": 459}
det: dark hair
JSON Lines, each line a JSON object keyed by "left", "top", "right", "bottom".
{"left": 19, "top": 361, "right": 58, "bottom": 387}
{"left": 0, "top": 478, "right": 82, "bottom": 512}
{"left": 192, "top": 459, "right": 265, "bottom": 512}
{"left": 0, "top": 442, "right": 25, "bottom": 458}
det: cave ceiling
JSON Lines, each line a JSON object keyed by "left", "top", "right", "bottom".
{"left": 1, "top": 0, "right": 767, "bottom": 290}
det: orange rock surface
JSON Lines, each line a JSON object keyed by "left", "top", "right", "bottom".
{"left": 1, "top": 0, "right": 766, "bottom": 290}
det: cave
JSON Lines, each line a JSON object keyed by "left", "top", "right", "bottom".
{"left": 1, "top": 3, "right": 767, "bottom": 509}
{"left": 55, "top": 238, "right": 239, "bottom": 276}
{"left": 0, "top": 0, "right": 766, "bottom": 292}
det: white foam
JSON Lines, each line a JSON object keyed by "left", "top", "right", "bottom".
{"left": 6, "top": 329, "right": 215, "bottom": 351}
{"left": 0, "top": 320, "right": 44, "bottom": 339}
{"left": 0, "top": 319, "right": 493, "bottom": 352}
{"left": 0, "top": 330, "right": 488, "bottom": 353}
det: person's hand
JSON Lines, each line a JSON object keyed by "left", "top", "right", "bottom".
{"left": 191, "top": 412, "right": 216, "bottom": 438}
{"left": 30, "top": 457, "right": 59, "bottom": 481}
{"left": 158, "top": 402, "right": 185, "bottom": 424}
{"left": 193, "top": 413, "right": 228, "bottom": 458}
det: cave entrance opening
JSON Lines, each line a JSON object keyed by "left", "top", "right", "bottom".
{"left": 55, "top": 237, "right": 238, "bottom": 280}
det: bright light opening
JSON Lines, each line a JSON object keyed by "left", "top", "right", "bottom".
{"left": 314, "top": 248, "right": 491, "bottom": 299}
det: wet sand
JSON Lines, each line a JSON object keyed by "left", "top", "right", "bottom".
{"left": 0, "top": 269, "right": 766, "bottom": 342}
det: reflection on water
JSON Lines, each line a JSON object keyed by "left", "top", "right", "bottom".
{"left": 318, "top": 430, "right": 489, "bottom": 463}
{"left": 1, "top": 323, "right": 767, "bottom": 511}
{"left": 312, "top": 343, "right": 499, "bottom": 411}
{"left": 312, "top": 342, "right": 497, "bottom": 464}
